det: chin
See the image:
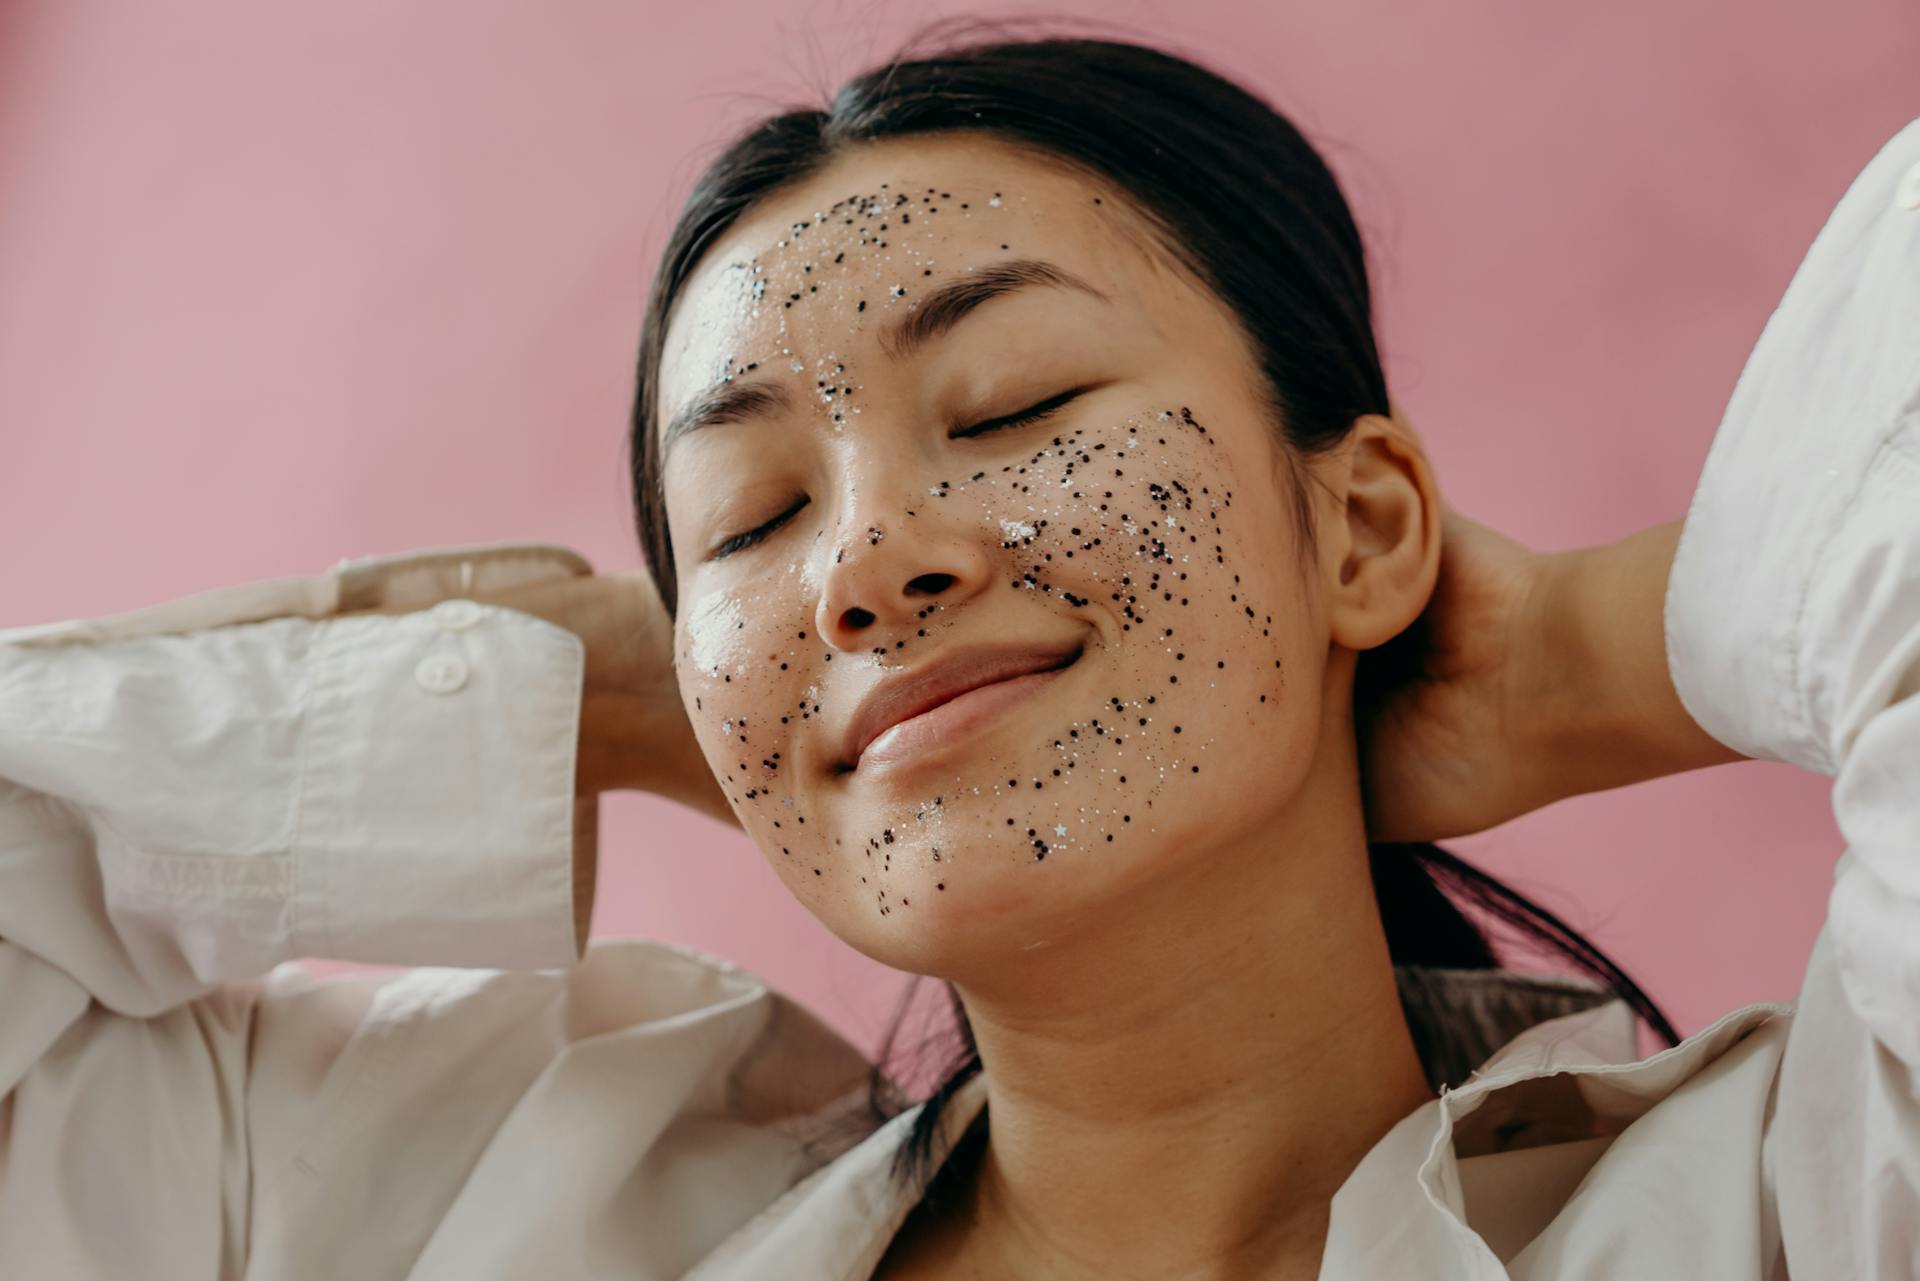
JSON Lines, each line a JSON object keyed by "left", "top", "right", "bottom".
{"left": 796, "top": 811, "right": 1152, "bottom": 981}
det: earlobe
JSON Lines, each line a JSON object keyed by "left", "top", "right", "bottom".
{"left": 1326, "top": 414, "right": 1442, "bottom": 652}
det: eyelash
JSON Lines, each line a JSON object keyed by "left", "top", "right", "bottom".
{"left": 709, "top": 388, "right": 1089, "bottom": 559}
{"left": 712, "top": 496, "right": 809, "bottom": 559}
{"left": 949, "top": 386, "right": 1087, "bottom": 439}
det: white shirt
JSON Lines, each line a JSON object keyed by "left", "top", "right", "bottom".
{"left": 2, "top": 116, "right": 1916, "bottom": 1280}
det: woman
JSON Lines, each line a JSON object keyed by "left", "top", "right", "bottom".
{"left": 1, "top": 33, "right": 1914, "bottom": 1281}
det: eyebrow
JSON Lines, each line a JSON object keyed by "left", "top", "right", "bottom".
{"left": 662, "top": 379, "right": 794, "bottom": 454}
{"left": 880, "top": 258, "right": 1107, "bottom": 361}
{"left": 662, "top": 258, "right": 1107, "bottom": 452}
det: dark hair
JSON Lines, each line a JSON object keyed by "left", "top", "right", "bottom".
{"left": 627, "top": 21, "right": 1679, "bottom": 1192}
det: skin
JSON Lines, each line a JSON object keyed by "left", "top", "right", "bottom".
{"left": 367, "top": 132, "right": 1746, "bottom": 1280}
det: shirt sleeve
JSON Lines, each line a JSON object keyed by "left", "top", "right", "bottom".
{"left": 0, "top": 596, "right": 594, "bottom": 1274}
{"left": 0, "top": 574, "right": 887, "bottom": 1279}
{"left": 0, "top": 601, "right": 587, "bottom": 1025}
{"left": 1662, "top": 115, "right": 1920, "bottom": 1278}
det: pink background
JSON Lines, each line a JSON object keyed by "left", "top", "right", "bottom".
{"left": 4, "top": 1, "right": 1916, "bottom": 1057}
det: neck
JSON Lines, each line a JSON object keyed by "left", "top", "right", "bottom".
{"left": 944, "top": 727, "right": 1435, "bottom": 1280}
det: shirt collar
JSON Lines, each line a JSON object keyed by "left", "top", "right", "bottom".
{"left": 687, "top": 973, "right": 1783, "bottom": 1281}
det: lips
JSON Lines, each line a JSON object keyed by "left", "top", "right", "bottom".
{"left": 840, "top": 640, "right": 1084, "bottom": 770}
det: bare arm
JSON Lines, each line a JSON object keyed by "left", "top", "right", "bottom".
{"left": 1531, "top": 520, "right": 1749, "bottom": 803}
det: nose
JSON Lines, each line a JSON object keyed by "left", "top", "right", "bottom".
{"left": 815, "top": 516, "right": 995, "bottom": 651}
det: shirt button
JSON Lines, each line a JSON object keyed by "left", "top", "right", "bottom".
{"left": 1897, "top": 160, "right": 1920, "bottom": 211}
{"left": 415, "top": 654, "right": 469, "bottom": 694}
{"left": 430, "top": 598, "right": 483, "bottom": 631}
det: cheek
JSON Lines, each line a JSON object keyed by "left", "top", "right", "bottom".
{"left": 962, "top": 403, "right": 1289, "bottom": 772}
{"left": 678, "top": 580, "right": 829, "bottom": 871}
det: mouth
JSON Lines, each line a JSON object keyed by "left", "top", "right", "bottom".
{"left": 842, "top": 641, "right": 1085, "bottom": 776}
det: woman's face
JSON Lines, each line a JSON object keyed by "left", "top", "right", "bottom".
{"left": 656, "top": 134, "right": 1342, "bottom": 982}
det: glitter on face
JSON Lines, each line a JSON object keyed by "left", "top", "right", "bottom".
{"left": 685, "top": 589, "right": 748, "bottom": 676}
{"left": 660, "top": 151, "right": 1299, "bottom": 955}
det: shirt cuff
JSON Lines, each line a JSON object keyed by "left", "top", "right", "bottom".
{"left": 293, "top": 603, "right": 588, "bottom": 971}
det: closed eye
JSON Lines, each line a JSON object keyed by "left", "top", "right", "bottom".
{"left": 950, "top": 386, "right": 1088, "bottom": 439}
{"left": 711, "top": 496, "right": 809, "bottom": 560}
{"left": 708, "top": 387, "right": 1088, "bottom": 558}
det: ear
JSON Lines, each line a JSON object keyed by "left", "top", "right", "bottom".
{"left": 1322, "top": 413, "right": 1442, "bottom": 652}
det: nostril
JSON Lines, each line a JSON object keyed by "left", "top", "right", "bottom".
{"left": 841, "top": 606, "right": 876, "bottom": 630}
{"left": 906, "top": 572, "right": 956, "bottom": 597}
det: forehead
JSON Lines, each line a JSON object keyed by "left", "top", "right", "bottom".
{"left": 655, "top": 134, "right": 1162, "bottom": 436}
